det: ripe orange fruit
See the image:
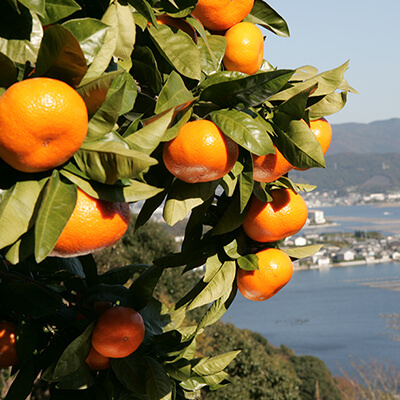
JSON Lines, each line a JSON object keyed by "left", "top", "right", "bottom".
{"left": 309, "top": 117, "right": 332, "bottom": 155}
{"left": 0, "top": 77, "right": 88, "bottom": 173}
{"left": 156, "top": 15, "right": 197, "bottom": 43}
{"left": 163, "top": 120, "right": 239, "bottom": 183}
{"left": 91, "top": 306, "right": 145, "bottom": 358}
{"left": 85, "top": 346, "right": 111, "bottom": 370}
{"left": 223, "top": 22, "right": 264, "bottom": 75}
{"left": 237, "top": 248, "right": 293, "bottom": 301}
{"left": 242, "top": 188, "right": 308, "bottom": 242}
{"left": 192, "top": 0, "right": 254, "bottom": 31}
{"left": 253, "top": 146, "right": 293, "bottom": 182}
{"left": 0, "top": 321, "right": 19, "bottom": 369}
{"left": 50, "top": 188, "right": 130, "bottom": 258}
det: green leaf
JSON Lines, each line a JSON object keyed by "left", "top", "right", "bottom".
{"left": 131, "top": 46, "right": 163, "bottom": 94}
{"left": 125, "top": 108, "right": 175, "bottom": 154}
{"left": 75, "top": 135, "right": 158, "bottom": 185}
{"left": 210, "top": 109, "right": 274, "bottom": 156}
{"left": 77, "top": 70, "right": 122, "bottom": 117}
{"left": 187, "top": 260, "right": 236, "bottom": 311}
{"left": 278, "top": 83, "right": 317, "bottom": 119}
{"left": 270, "top": 61, "right": 350, "bottom": 102}
{"left": 33, "top": 24, "right": 87, "bottom": 87}
{"left": 0, "top": 180, "right": 42, "bottom": 250}
{"left": 17, "top": 0, "right": 45, "bottom": 17}
{"left": 87, "top": 71, "right": 137, "bottom": 140}
{"left": 53, "top": 322, "right": 94, "bottom": 380}
{"left": 244, "top": 0, "right": 289, "bottom": 37}
{"left": 282, "top": 244, "right": 323, "bottom": 260}
{"left": 237, "top": 254, "right": 259, "bottom": 271}
{"left": 126, "top": 0, "right": 157, "bottom": 25}
{"left": 272, "top": 113, "right": 326, "bottom": 169}
{"left": 197, "top": 34, "right": 226, "bottom": 76}
{"left": 163, "top": 180, "right": 218, "bottom": 226}
{"left": 159, "top": 0, "right": 197, "bottom": 17}
{"left": 155, "top": 71, "right": 194, "bottom": 114}
{"left": 192, "top": 351, "right": 240, "bottom": 376}
{"left": 0, "top": 52, "right": 17, "bottom": 87}
{"left": 54, "top": 363, "right": 94, "bottom": 390}
{"left": 62, "top": 18, "right": 109, "bottom": 65}
{"left": 113, "top": 3, "right": 136, "bottom": 60}
{"left": 199, "top": 69, "right": 294, "bottom": 109}
{"left": 148, "top": 23, "right": 201, "bottom": 80}
{"left": 4, "top": 360, "right": 38, "bottom": 400}
{"left": 308, "top": 90, "right": 348, "bottom": 119}
{"left": 34, "top": 171, "right": 77, "bottom": 263}
{"left": 40, "top": 0, "right": 81, "bottom": 26}
{"left": 100, "top": 264, "right": 149, "bottom": 285}
{"left": 145, "top": 356, "right": 173, "bottom": 400}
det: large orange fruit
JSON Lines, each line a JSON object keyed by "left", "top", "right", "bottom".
{"left": 253, "top": 145, "right": 293, "bottom": 182}
{"left": 50, "top": 188, "right": 130, "bottom": 258}
{"left": 0, "top": 77, "right": 88, "bottom": 173}
{"left": 163, "top": 120, "right": 239, "bottom": 183}
{"left": 242, "top": 188, "right": 308, "bottom": 242}
{"left": 85, "top": 346, "right": 111, "bottom": 370}
{"left": 91, "top": 306, "right": 145, "bottom": 358}
{"left": 223, "top": 22, "right": 264, "bottom": 75}
{"left": 0, "top": 321, "right": 19, "bottom": 368}
{"left": 192, "top": 0, "right": 254, "bottom": 32}
{"left": 309, "top": 117, "right": 332, "bottom": 155}
{"left": 237, "top": 248, "right": 293, "bottom": 301}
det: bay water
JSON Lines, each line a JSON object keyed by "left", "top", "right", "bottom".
{"left": 223, "top": 204, "right": 400, "bottom": 376}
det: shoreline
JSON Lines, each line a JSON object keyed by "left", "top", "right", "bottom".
{"left": 295, "top": 258, "right": 398, "bottom": 271}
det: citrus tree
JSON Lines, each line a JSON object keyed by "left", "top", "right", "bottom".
{"left": 0, "top": 0, "right": 355, "bottom": 398}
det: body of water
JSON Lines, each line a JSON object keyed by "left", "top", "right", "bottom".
{"left": 224, "top": 262, "right": 400, "bottom": 376}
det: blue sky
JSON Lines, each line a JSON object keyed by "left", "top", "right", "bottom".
{"left": 262, "top": 0, "right": 400, "bottom": 124}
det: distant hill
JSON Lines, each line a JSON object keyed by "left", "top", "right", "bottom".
{"left": 330, "top": 118, "right": 400, "bottom": 154}
{"left": 290, "top": 152, "right": 400, "bottom": 194}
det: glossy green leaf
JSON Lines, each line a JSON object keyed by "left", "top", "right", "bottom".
{"left": 33, "top": 25, "right": 87, "bottom": 87}
{"left": 0, "top": 52, "right": 17, "bottom": 87}
{"left": 125, "top": 108, "right": 175, "bottom": 154}
{"left": 187, "top": 260, "right": 236, "bottom": 311}
{"left": 282, "top": 244, "right": 323, "bottom": 260}
{"left": 200, "top": 69, "right": 294, "bottom": 108}
{"left": 145, "top": 356, "right": 173, "bottom": 400}
{"left": 237, "top": 254, "right": 259, "bottom": 271}
{"left": 210, "top": 109, "right": 274, "bottom": 156}
{"left": 159, "top": 0, "right": 197, "bottom": 17}
{"left": 18, "top": 0, "right": 45, "bottom": 17}
{"left": 0, "top": 10, "right": 41, "bottom": 65}
{"left": 270, "top": 61, "right": 350, "bottom": 102}
{"left": 53, "top": 363, "right": 94, "bottom": 390}
{"left": 0, "top": 180, "right": 42, "bottom": 250}
{"left": 197, "top": 34, "right": 226, "bottom": 76}
{"left": 62, "top": 18, "right": 109, "bottom": 65}
{"left": 126, "top": 0, "right": 157, "bottom": 25}
{"left": 77, "top": 70, "right": 122, "bottom": 117}
{"left": 163, "top": 180, "right": 218, "bottom": 226}
{"left": 308, "top": 90, "right": 348, "bottom": 119}
{"left": 244, "top": 0, "right": 289, "bottom": 37}
{"left": 192, "top": 351, "right": 240, "bottom": 376}
{"left": 112, "top": 354, "right": 147, "bottom": 396}
{"left": 148, "top": 24, "right": 201, "bottom": 80}
{"left": 278, "top": 83, "right": 317, "bottom": 119}
{"left": 113, "top": 3, "right": 136, "bottom": 60}
{"left": 155, "top": 71, "right": 194, "bottom": 114}
{"left": 53, "top": 322, "right": 94, "bottom": 380}
{"left": 272, "top": 113, "right": 326, "bottom": 169}
{"left": 75, "top": 137, "right": 158, "bottom": 185}
{"left": 87, "top": 71, "right": 137, "bottom": 140}
{"left": 40, "top": 0, "right": 81, "bottom": 26}
{"left": 34, "top": 171, "right": 77, "bottom": 263}
{"left": 131, "top": 46, "right": 163, "bottom": 94}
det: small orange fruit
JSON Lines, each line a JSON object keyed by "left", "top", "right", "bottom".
{"left": 0, "top": 321, "right": 19, "bottom": 368}
{"left": 156, "top": 15, "right": 197, "bottom": 43}
{"left": 243, "top": 188, "right": 308, "bottom": 242}
{"left": 253, "top": 145, "right": 293, "bottom": 182}
{"left": 237, "top": 248, "right": 293, "bottom": 301}
{"left": 50, "top": 188, "right": 130, "bottom": 258}
{"left": 223, "top": 22, "right": 264, "bottom": 75}
{"left": 0, "top": 77, "right": 88, "bottom": 173}
{"left": 192, "top": 0, "right": 254, "bottom": 32}
{"left": 91, "top": 306, "right": 145, "bottom": 359}
{"left": 163, "top": 120, "right": 239, "bottom": 183}
{"left": 85, "top": 346, "right": 111, "bottom": 370}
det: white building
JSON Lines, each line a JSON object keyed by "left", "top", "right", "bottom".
{"left": 308, "top": 210, "right": 326, "bottom": 225}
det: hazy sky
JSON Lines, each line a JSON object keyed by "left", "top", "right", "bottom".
{"left": 262, "top": 0, "right": 400, "bottom": 125}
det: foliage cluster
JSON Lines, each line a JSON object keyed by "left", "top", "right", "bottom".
{"left": 0, "top": 0, "right": 353, "bottom": 398}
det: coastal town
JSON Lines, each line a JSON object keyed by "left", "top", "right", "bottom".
{"left": 290, "top": 189, "right": 400, "bottom": 270}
